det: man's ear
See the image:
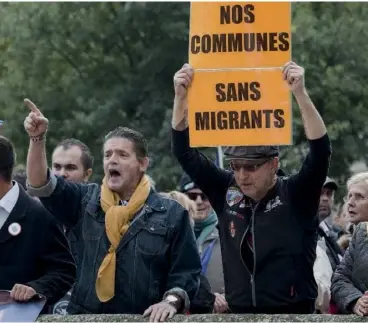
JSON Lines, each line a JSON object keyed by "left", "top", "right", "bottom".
{"left": 84, "top": 168, "right": 93, "bottom": 182}
{"left": 139, "top": 157, "right": 149, "bottom": 172}
{"left": 272, "top": 157, "right": 279, "bottom": 174}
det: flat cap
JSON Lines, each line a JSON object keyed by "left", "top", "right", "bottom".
{"left": 223, "top": 145, "right": 279, "bottom": 160}
{"left": 323, "top": 177, "right": 338, "bottom": 191}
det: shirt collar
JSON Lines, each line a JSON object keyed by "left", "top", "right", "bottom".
{"left": 0, "top": 182, "right": 19, "bottom": 214}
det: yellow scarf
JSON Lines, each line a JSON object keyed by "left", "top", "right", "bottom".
{"left": 95, "top": 174, "right": 150, "bottom": 302}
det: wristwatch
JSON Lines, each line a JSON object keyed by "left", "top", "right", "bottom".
{"left": 164, "top": 294, "right": 182, "bottom": 311}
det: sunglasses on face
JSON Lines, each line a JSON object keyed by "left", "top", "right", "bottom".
{"left": 186, "top": 192, "right": 208, "bottom": 201}
{"left": 229, "top": 158, "right": 271, "bottom": 172}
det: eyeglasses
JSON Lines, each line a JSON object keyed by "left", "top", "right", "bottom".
{"left": 230, "top": 159, "right": 271, "bottom": 172}
{"left": 186, "top": 192, "right": 208, "bottom": 201}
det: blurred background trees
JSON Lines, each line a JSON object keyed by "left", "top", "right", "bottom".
{"left": 0, "top": 2, "right": 367, "bottom": 200}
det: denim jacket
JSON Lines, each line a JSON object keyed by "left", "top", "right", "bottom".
{"left": 27, "top": 171, "right": 201, "bottom": 314}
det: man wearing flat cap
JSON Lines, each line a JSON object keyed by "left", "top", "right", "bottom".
{"left": 171, "top": 61, "right": 331, "bottom": 314}
{"left": 317, "top": 177, "right": 343, "bottom": 271}
{"left": 318, "top": 177, "right": 338, "bottom": 226}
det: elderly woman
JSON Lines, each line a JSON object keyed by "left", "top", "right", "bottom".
{"left": 331, "top": 172, "right": 368, "bottom": 316}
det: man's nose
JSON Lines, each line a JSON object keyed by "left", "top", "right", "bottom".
{"left": 108, "top": 153, "right": 118, "bottom": 164}
{"left": 238, "top": 168, "right": 250, "bottom": 179}
{"left": 59, "top": 168, "right": 67, "bottom": 178}
{"left": 195, "top": 195, "right": 203, "bottom": 203}
{"left": 321, "top": 194, "right": 329, "bottom": 201}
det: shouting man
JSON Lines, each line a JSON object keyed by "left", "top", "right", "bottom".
{"left": 23, "top": 100, "right": 201, "bottom": 322}
{"left": 24, "top": 100, "right": 201, "bottom": 321}
{"left": 171, "top": 62, "right": 331, "bottom": 314}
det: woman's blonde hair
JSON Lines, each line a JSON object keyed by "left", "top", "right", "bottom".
{"left": 160, "top": 191, "right": 196, "bottom": 227}
{"left": 347, "top": 172, "right": 368, "bottom": 190}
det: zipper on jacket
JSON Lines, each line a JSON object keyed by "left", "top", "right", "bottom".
{"left": 239, "top": 227, "right": 253, "bottom": 301}
{"left": 239, "top": 202, "right": 259, "bottom": 308}
{"left": 251, "top": 203, "right": 258, "bottom": 307}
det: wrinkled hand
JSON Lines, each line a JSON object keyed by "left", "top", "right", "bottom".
{"left": 143, "top": 301, "right": 177, "bottom": 322}
{"left": 173, "top": 64, "right": 194, "bottom": 100}
{"left": 23, "top": 99, "right": 48, "bottom": 137}
{"left": 10, "top": 284, "right": 36, "bottom": 302}
{"left": 282, "top": 61, "right": 305, "bottom": 95}
{"left": 353, "top": 294, "right": 368, "bottom": 316}
{"left": 213, "top": 292, "right": 229, "bottom": 313}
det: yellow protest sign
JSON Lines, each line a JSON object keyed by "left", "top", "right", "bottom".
{"left": 188, "top": 69, "right": 291, "bottom": 147}
{"left": 189, "top": 2, "right": 291, "bottom": 69}
{"left": 188, "top": 2, "right": 292, "bottom": 147}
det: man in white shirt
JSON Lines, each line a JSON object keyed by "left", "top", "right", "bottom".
{"left": 0, "top": 135, "right": 76, "bottom": 307}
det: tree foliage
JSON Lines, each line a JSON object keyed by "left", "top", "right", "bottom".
{"left": 0, "top": 2, "right": 366, "bottom": 197}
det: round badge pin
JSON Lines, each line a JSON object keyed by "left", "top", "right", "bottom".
{"left": 8, "top": 222, "right": 21, "bottom": 236}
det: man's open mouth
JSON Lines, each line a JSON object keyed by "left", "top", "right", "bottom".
{"left": 109, "top": 170, "right": 121, "bottom": 178}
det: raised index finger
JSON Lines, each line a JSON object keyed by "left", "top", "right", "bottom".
{"left": 24, "top": 98, "right": 40, "bottom": 115}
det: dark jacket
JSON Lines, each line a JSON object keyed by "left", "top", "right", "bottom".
{"left": 172, "top": 128, "right": 331, "bottom": 314}
{"left": 48, "top": 228, "right": 79, "bottom": 314}
{"left": 331, "top": 222, "right": 368, "bottom": 313}
{"left": 0, "top": 185, "right": 76, "bottom": 306}
{"left": 27, "top": 173, "right": 201, "bottom": 314}
{"left": 65, "top": 229, "right": 80, "bottom": 270}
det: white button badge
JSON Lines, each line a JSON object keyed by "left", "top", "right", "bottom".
{"left": 8, "top": 222, "right": 21, "bottom": 236}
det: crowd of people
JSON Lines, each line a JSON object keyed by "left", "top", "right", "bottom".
{"left": 0, "top": 61, "right": 367, "bottom": 321}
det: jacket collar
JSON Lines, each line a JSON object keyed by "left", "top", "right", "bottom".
{"left": 0, "top": 185, "right": 29, "bottom": 243}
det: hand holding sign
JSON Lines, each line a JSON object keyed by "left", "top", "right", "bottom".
{"left": 23, "top": 99, "right": 48, "bottom": 138}
{"left": 10, "top": 285, "right": 36, "bottom": 302}
{"left": 283, "top": 61, "right": 305, "bottom": 95}
{"left": 173, "top": 64, "right": 194, "bottom": 100}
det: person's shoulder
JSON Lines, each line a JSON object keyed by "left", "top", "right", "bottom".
{"left": 79, "top": 182, "right": 100, "bottom": 204}
{"left": 148, "top": 191, "right": 188, "bottom": 225}
{"left": 26, "top": 194, "right": 57, "bottom": 224}
{"left": 153, "top": 191, "right": 186, "bottom": 213}
{"left": 354, "top": 222, "right": 368, "bottom": 239}
{"left": 55, "top": 175, "right": 99, "bottom": 192}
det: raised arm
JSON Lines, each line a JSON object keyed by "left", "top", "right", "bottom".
{"left": 283, "top": 62, "right": 327, "bottom": 141}
{"left": 171, "top": 64, "right": 232, "bottom": 207}
{"left": 24, "top": 99, "right": 49, "bottom": 187}
{"left": 24, "top": 99, "right": 85, "bottom": 228}
{"left": 283, "top": 62, "right": 332, "bottom": 202}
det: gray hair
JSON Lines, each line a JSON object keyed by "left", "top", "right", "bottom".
{"left": 347, "top": 172, "right": 368, "bottom": 190}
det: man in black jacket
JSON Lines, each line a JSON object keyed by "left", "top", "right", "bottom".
{"left": 44, "top": 138, "right": 94, "bottom": 315}
{"left": 318, "top": 177, "right": 343, "bottom": 271}
{"left": 0, "top": 135, "right": 76, "bottom": 306}
{"left": 171, "top": 61, "right": 331, "bottom": 314}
